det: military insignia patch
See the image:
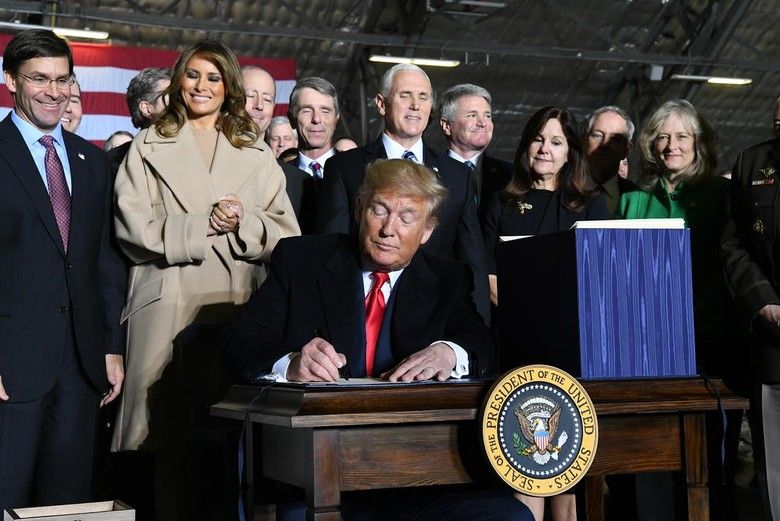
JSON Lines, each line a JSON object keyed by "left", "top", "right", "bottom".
{"left": 758, "top": 165, "right": 776, "bottom": 179}
{"left": 481, "top": 365, "right": 598, "bottom": 496}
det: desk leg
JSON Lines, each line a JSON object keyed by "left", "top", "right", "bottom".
{"left": 305, "top": 428, "right": 341, "bottom": 521}
{"left": 244, "top": 421, "right": 254, "bottom": 521}
{"left": 682, "top": 414, "right": 709, "bottom": 521}
{"left": 585, "top": 475, "right": 605, "bottom": 521}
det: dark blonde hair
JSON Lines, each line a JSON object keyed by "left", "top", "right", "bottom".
{"left": 355, "top": 159, "right": 448, "bottom": 227}
{"left": 155, "top": 40, "right": 259, "bottom": 148}
{"left": 637, "top": 99, "right": 717, "bottom": 190}
{"left": 504, "top": 106, "right": 594, "bottom": 212}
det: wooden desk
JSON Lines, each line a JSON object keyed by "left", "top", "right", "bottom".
{"left": 211, "top": 378, "right": 747, "bottom": 521}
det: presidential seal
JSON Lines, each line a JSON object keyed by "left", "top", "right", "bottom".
{"left": 481, "top": 365, "right": 598, "bottom": 496}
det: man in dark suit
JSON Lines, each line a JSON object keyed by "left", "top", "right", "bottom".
{"left": 283, "top": 77, "right": 341, "bottom": 233}
{"left": 315, "top": 64, "right": 489, "bottom": 321}
{"left": 584, "top": 105, "right": 638, "bottom": 216}
{"left": 226, "top": 158, "right": 531, "bottom": 520}
{"left": 0, "top": 29, "right": 125, "bottom": 509}
{"left": 438, "top": 83, "right": 513, "bottom": 222}
{"left": 227, "top": 158, "right": 492, "bottom": 381}
{"left": 721, "top": 137, "right": 780, "bottom": 520}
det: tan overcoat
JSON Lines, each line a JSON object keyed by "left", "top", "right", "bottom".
{"left": 111, "top": 122, "right": 300, "bottom": 451}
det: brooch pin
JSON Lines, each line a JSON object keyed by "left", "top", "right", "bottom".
{"left": 516, "top": 202, "right": 533, "bottom": 215}
{"left": 759, "top": 165, "right": 776, "bottom": 179}
{"left": 753, "top": 218, "right": 765, "bottom": 236}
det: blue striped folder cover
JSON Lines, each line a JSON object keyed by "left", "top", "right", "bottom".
{"left": 575, "top": 228, "right": 696, "bottom": 378}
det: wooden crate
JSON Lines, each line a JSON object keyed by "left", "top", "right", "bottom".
{"left": 4, "top": 501, "right": 134, "bottom": 521}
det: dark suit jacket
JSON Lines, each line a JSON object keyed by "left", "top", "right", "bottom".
{"left": 721, "top": 138, "right": 780, "bottom": 382}
{"left": 224, "top": 234, "right": 495, "bottom": 380}
{"left": 475, "top": 153, "right": 513, "bottom": 223}
{"left": 106, "top": 139, "right": 131, "bottom": 177}
{"left": 314, "top": 136, "right": 490, "bottom": 321}
{"left": 0, "top": 114, "right": 125, "bottom": 402}
{"left": 280, "top": 157, "right": 320, "bottom": 234}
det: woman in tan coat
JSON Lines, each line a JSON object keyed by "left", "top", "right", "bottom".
{"left": 112, "top": 40, "right": 299, "bottom": 514}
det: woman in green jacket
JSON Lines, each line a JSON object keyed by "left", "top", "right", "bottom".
{"left": 616, "top": 99, "right": 744, "bottom": 520}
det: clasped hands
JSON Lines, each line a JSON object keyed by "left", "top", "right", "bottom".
{"left": 208, "top": 193, "right": 244, "bottom": 236}
{"left": 287, "top": 337, "right": 457, "bottom": 382}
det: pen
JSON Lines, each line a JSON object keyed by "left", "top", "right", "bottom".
{"left": 314, "top": 326, "right": 349, "bottom": 380}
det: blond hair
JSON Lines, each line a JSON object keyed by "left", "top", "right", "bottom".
{"left": 356, "top": 159, "right": 448, "bottom": 226}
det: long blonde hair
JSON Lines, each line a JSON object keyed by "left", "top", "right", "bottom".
{"left": 155, "top": 40, "right": 259, "bottom": 148}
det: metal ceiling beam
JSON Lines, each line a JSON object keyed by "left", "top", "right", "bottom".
{"left": 682, "top": 0, "right": 752, "bottom": 101}
{"left": 605, "top": 0, "right": 680, "bottom": 106}
{"left": 3, "top": 1, "right": 780, "bottom": 72}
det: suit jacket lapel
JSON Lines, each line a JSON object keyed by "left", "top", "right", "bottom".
{"left": 391, "top": 252, "right": 437, "bottom": 351}
{"left": 0, "top": 115, "right": 65, "bottom": 256}
{"left": 318, "top": 239, "right": 366, "bottom": 373}
{"left": 422, "top": 142, "right": 441, "bottom": 173}
{"left": 143, "top": 123, "right": 216, "bottom": 213}
{"left": 364, "top": 136, "right": 388, "bottom": 165}
{"left": 63, "top": 131, "right": 96, "bottom": 257}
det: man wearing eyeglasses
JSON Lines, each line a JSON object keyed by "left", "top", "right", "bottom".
{"left": 0, "top": 29, "right": 125, "bottom": 510}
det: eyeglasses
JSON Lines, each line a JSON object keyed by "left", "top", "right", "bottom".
{"left": 17, "top": 72, "right": 75, "bottom": 90}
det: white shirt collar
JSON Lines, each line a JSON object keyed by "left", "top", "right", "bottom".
{"left": 382, "top": 133, "right": 424, "bottom": 161}
{"left": 361, "top": 268, "right": 404, "bottom": 300}
{"left": 298, "top": 148, "right": 335, "bottom": 176}
{"left": 447, "top": 149, "right": 482, "bottom": 164}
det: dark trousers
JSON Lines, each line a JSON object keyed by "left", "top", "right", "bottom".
{"left": 0, "top": 333, "right": 99, "bottom": 511}
{"left": 276, "top": 485, "right": 535, "bottom": 521}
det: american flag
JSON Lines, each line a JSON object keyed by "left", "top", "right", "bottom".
{"left": 0, "top": 33, "right": 296, "bottom": 146}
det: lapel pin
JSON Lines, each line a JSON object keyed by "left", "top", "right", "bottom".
{"left": 433, "top": 166, "right": 439, "bottom": 172}
{"left": 78, "top": 153, "right": 85, "bottom": 160}
{"left": 753, "top": 218, "right": 765, "bottom": 236}
{"left": 516, "top": 202, "right": 533, "bottom": 215}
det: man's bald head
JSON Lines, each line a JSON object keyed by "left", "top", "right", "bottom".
{"left": 242, "top": 66, "right": 276, "bottom": 134}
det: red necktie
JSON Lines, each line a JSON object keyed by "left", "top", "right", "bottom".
{"left": 39, "top": 135, "right": 71, "bottom": 252}
{"left": 365, "top": 271, "right": 390, "bottom": 377}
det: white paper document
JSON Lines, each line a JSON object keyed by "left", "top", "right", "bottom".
{"left": 570, "top": 218, "right": 685, "bottom": 229}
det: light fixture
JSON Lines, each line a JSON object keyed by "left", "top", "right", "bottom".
{"left": 369, "top": 55, "right": 460, "bottom": 67}
{"left": 0, "top": 21, "right": 109, "bottom": 40}
{"left": 670, "top": 74, "right": 752, "bottom": 85}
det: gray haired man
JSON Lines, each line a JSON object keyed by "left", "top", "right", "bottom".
{"left": 439, "top": 83, "right": 512, "bottom": 219}
{"left": 584, "top": 105, "right": 638, "bottom": 216}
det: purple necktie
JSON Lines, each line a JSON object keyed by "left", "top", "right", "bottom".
{"left": 39, "top": 135, "right": 71, "bottom": 252}
{"left": 310, "top": 161, "right": 323, "bottom": 178}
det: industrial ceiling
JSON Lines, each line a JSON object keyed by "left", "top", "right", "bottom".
{"left": 1, "top": 0, "right": 778, "bottom": 171}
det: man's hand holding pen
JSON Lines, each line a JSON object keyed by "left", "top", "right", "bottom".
{"left": 287, "top": 335, "right": 349, "bottom": 382}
